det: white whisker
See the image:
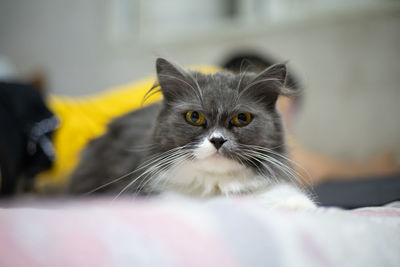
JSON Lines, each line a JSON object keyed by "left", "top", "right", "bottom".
{"left": 138, "top": 153, "right": 192, "bottom": 194}
{"left": 85, "top": 145, "right": 191, "bottom": 195}
{"left": 237, "top": 151, "right": 279, "bottom": 183}
{"left": 243, "top": 144, "right": 312, "bottom": 186}
{"left": 112, "top": 148, "right": 193, "bottom": 200}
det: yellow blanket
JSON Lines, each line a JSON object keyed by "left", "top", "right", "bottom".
{"left": 37, "top": 66, "right": 219, "bottom": 190}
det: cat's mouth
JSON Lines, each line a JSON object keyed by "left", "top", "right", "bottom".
{"left": 207, "top": 150, "right": 234, "bottom": 161}
{"left": 212, "top": 151, "right": 223, "bottom": 158}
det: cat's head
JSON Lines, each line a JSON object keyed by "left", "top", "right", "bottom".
{"left": 148, "top": 58, "right": 298, "bottom": 195}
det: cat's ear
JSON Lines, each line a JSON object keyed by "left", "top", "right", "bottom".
{"left": 254, "top": 63, "right": 295, "bottom": 95}
{"left": 155, "top": 58, "right": 190, "bottom": 102}
{"left": 259, "top": 63, "right": 287, "bottom": 85}
{"left": 242, "top": 63, "right": 295, "bottom": 108}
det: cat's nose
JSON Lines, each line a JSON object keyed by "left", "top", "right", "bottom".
{"left": 209, "top": 137, "right": 227, "bottom": 150}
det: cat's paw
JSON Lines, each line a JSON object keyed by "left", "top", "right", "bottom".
{"left": 252, "top": 184, "right": 317, "bottom": 210}
{"left": 273, "top": 194, "right": 316, "bottom": 210}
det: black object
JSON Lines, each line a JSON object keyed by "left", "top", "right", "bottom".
{"left": 313, "top": 174, "right": 400, "bottom": 209}
{"left": 220, "top": 52, "right": 300, "bottom": 92}
{"left": 0, "top": 82, "right": 57, "bottom": 196}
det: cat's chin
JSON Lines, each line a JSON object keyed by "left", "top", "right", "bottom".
{"left": 207, "top": 151, "right": 229, "bottom": 161}
{"left": 149, "top": 153, "right": 258, "bottom": 197}
{"left": 195, "top": 153, "right": 243, "bottom": 174}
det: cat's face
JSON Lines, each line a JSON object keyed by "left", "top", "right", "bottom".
{"left": 148, "top": 58, "right": 295, "bottom": 196}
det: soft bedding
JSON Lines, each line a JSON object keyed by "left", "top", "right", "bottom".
{"left": 0, "top": 198, "right": 399, "bottom": 267}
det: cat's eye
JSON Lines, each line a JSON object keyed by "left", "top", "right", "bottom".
{"left": 185, "top": 110, "right": 205, "bottom": 126}
{"left": 231, "top": 112, "right": 252, "bottom": 127}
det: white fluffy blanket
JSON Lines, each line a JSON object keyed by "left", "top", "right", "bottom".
{"left": 1, "top": 198, "right": 399, "bottom": 267}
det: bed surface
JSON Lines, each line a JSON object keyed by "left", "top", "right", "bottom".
{"left": 1, "top": 197, "right": 399, "bottom": 267}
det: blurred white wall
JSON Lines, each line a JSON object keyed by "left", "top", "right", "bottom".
{"left": 0, "top": 0, "right": 399, "bottom": 159}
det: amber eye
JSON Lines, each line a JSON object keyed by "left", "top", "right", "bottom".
{"left": 232, "top": 112, "right": 252, "bottom": 127}
{"left": 185, "top": 110, "right": 205, "bottom": 126}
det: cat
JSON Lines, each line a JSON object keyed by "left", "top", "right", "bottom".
{"left": 69, "top": 58, "right": 315, "bottom": 208}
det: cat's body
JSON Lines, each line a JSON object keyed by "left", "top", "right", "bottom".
{"left": 69, "top": 58, "right": 315, "bottom": 208}
{"left": 69, "top": 103, "right": 161, "bottom": 194}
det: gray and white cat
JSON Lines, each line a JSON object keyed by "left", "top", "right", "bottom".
{"left": 69, "top": 58, "right": 315, "bottom": 208}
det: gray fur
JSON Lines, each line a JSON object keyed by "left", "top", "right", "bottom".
{"left": 68, "top": 58, "right": 295, "bottom": 195}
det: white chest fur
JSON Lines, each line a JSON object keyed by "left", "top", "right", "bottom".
{"left": 153, "top": 160, "right": 316, "bottom": 209}
{"left": 151, "top": 157, "right": 315, "bottom": 209}
{"left": 149, "top": 134, "right": 315, "bottom": 208}
{"left": 159, "top": 156, "right": 269, "bottom": 197}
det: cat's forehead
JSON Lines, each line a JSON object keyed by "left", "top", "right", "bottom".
{"left": 195, "top": 71, "right": 242, "bottom": 91}
{"left": 191, "top": 71, "right": 253, "bottom": 109}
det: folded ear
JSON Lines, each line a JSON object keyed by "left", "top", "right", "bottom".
{"left": 155, "top": 58, "right": 191, "bottom": 102}
{"left": 240, "top": 63, "right": 296, "bottom": 108}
